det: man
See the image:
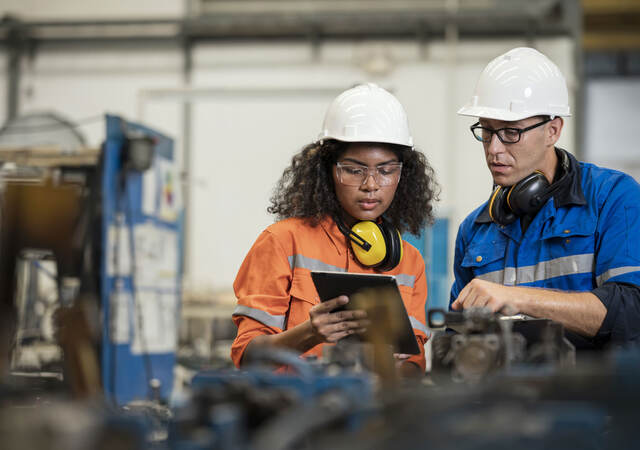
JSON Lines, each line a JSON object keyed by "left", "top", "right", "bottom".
{"left": 450, "top": 47, "right": 640, "bottom": 348}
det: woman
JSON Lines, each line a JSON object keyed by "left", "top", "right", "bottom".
{"left": 231, "top": 84, "right": 439, "bottom": 375}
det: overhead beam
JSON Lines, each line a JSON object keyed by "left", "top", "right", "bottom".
{"left": 0, "top": 0, "right": 573, "bottom": 45}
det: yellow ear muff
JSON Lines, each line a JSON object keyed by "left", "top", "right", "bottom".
{"left": 350, "top": 221, "right": 387, "bottom": 267}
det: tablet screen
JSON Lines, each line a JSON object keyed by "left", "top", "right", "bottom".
{"left": 310, "top": 271, "right": 420, "bottom": 355}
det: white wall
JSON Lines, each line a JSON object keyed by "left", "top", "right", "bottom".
{"left": 0, "top": 36, "right": 577, "bottom": 300}
{"left": 584, "top": 79, "right": 640, "bottom": 181}
{"left": 15, "top": 47, "right": 184, "bottom": 147}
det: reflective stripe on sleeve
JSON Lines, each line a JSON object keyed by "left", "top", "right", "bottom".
{"left": 596, "top": 266, "right": 640, "bottom": 287}
{"left": 288, "top": 254, "right": 346, "bottom": 273}
{"left": 476, "top": 253, "right": 595, "bottom": 286}
{"left": 233, "top": 305, "right": 286, "bottom": 330}
{"left": 476, "top": 268, "right": 512, "bottom": 285}
{"left": 410, "top": 316, "right": 430, "bottom": 337}
{"left": 288, "top": 254, "right": 415, "bottom": 288}
{"left": 395, "top": 274, "right": 416, "bottom": 289}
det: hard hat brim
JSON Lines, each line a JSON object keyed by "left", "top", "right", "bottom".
{"left": 457, "top": 105, "right": 571, "bottom": 122}
{"left": 317, "top": 132, "right": 413, "bottom": 148}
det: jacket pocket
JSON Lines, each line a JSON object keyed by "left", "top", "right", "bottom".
{"left": 541, "top": 217, "right": 597, "bottom": 262}
{"left": 461, "top": 240, "right": 507, "bottom": 269}
{"left": 290, "top": 271, "right": 321, "bottom": 306}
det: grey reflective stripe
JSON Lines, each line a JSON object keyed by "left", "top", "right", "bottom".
{"left": 476, "top": 267, "right": 516, "bottom": 285}
{"left": 395, "top": 274, "right": 415, "bottom": 288}
{"left": 477, "top": 253, "right": 595, "bottom": 286}
{"left": 288, "top": 253, "right": 415, "bottom": 288}
{"left": 477, "top": 268, "right": 514, "bottom": 285}
{"left": 596, "top": 266, "right": 640, "bottom": 286}
{"left": 288, "top": 254, "right": 346, "bottom": 273}
{"left": 517, "top": 253, "right": 594, "bottom": 284}
{"left": 410, "top": 316, "right": 430, "bottom": 337}
{"left": 232, "top": 305, "right": 286, "bottom": 329}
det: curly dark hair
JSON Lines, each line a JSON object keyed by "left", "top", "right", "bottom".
{"left": 268, "top": 140, "right": 440, "bottom": 235}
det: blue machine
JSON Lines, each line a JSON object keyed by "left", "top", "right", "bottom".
{"left": 169, "top": 351, "right": 374, "bottom": 450}
{"left": 403, "top": 217, "right": 450, "bottom": 313}
{"left": 100, "top": 115, "right": 183, "bottom": 405}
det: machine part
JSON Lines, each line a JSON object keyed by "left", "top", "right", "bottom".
{"left": 173, "top": 347, "right": 373, "bottom": 450}
{"left": 121, "top": 131, "right": 155, "bottom": 173}
{"left": 323, "top": 339, "right": 374, "bottom": 374}
{"left": 0, "top": 397, "right": 148, "bottom": 450}
{"left": 0, "top": 176, "right": 99, "bottom": 387}
{"left": 457, "top": 47, "right": 571, "bottom": 121}
{"left": 429, "top": 307, "right": 572, "bottom": 383}
{"left": 0, "top": 111, "right": 88, "bottom": 152}
{"left": 435, "top": 331, "right": 527, "bottom": 384}
{"left": 310, "top": 348, "right": 640, "bottom": 450}
{"left": 318, "top": 83, "right": 413, "bottom": 147}
{"left": 241, "top": 346, "right": 317, "bottom": 379}
{"left": 250, "top": 390, "right": 357, "bottom": 450}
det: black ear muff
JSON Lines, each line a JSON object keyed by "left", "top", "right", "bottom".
{"left": 489, "top": 185, "right": 517, "bottom": 226}
{"left": 506, "top": 171, "right": 550, "bottom": 216}
{"left": 489, "top": 170, "right": 555, "bottom": 226}
{"left": 488, "top": 151, "right": 573, "bottom": 227}
{"left": 376, "top": 217, "right": 402, "bottom": 272}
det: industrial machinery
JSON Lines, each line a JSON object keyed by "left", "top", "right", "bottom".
{"left": 428, "top": 307, "right": 576, "bottom": 383}
{"left": 0, "top": 113, "right": 183, "bottom": 405}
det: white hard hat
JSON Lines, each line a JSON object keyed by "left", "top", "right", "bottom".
{"left": 319, "top": 83, "right": 413, "bottom": 147}
{"left": 458, "top": 47, "right": 571, "bottom": 121}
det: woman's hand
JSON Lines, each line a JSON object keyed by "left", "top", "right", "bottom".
{"left": 308, "top": 295, "right": 369, "bottom": 343}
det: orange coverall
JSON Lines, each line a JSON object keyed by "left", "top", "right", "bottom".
{"left": 231, "top": 216, "right": 430, "bottom": 371}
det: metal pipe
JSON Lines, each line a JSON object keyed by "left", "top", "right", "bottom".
{"left": 6, "top": 19, "right": 23, "bottom": 120}
{"left": 181, "top": 36, "right": 193, "bottom": 282}
{"left": 0, "top": 1, "right": 571, "bottom": 45}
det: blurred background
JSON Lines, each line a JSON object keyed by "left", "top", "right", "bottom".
{"left": 0, "top": 0, "right": 638, "bottom": 369}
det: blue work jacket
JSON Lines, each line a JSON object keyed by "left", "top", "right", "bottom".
{"left": 450, "top": 149, "right": 640, "bottom": 346}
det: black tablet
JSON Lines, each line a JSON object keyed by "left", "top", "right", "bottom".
{"left": 310, "top": 271, "right": 420, "bottom": 355}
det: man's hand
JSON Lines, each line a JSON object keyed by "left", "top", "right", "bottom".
{"left": 451, "top": 278, "right": 520, "bottom": 315}
{"left": 309, "top": 295, "right": 369, "bottom": 343}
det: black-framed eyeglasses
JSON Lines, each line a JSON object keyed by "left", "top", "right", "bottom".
{"left": 335, "top": 161, "right": 403, "bottom": 186}
{"left": 470, "top": 117, "right": 552, "bottom": 144}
